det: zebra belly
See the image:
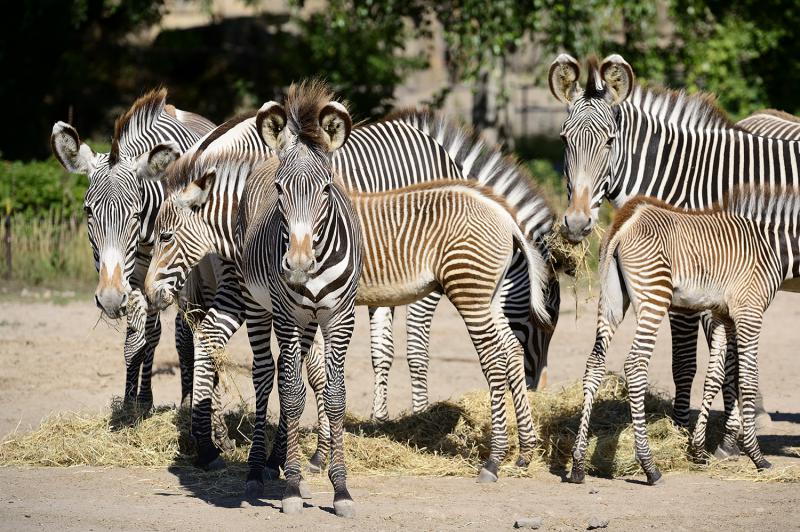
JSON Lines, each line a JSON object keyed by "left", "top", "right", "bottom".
{"left": 356, "top": 276, "right": 439, "bottom": 307}
{"left": 671, "top": 282, "right": 727, "bottom": 313}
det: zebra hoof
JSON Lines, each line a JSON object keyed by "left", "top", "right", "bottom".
{"left": 713, "top": 440, "right": 741, "bottom": 461}
{"left": 244, "top": 480, "right": 263, "bottom": 499}
{"left": 299, "top": 481, "right": 313, "bottom": 500}
{"left": 568, "top": 466, "right": 585, "bottom": 484}
{"left": 264, "top": 466, "right": 281, "bottom": 481}
{"left": 476, "top": 461, "right": 499, "bottom": 483}
{"left": 689, "top": 446, "right": 709, "bottom": 465}
{"left": 281, "top": 496, "right": 303, "bottom": 515}
{"left": 333, "top": 499, "right": 356, "bottom": 518}
{"left": 308, "top": 451, "right": 325, "bottom": 473}
{"left": 645, "top": 469, "right": 664, "bottom": 486}
{"left": 515, "top": 455, "right": 531, "bottom": 468}
{"left": 756, "top": 458, "right": 773, "bottom": 471}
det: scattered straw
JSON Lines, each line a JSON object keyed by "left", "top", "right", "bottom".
{"left": 1, "top": 374, "right": 797, "bottom": 483}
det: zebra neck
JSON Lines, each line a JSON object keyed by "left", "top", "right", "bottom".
{"left": 138, "top": 180, "right": 165, "bottom": 247}
{"left": 612, "top": 111, "right": 800, "bottom": 209}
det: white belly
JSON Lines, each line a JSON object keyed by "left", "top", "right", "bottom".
{"left": 356, "top": 274, "right": 438, "bottom": 307}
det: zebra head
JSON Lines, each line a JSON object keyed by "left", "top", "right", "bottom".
{"left": 549, "top": 54, "right": 635, "bottom": 243}
{"left": 51, "top": 121, "right": 180, "bottom": 318}
{"left": 144, "top": 166, "right": 217, "bottom": 311}
{"left": 257, "top": 92, "right": 352, "bottom": 287}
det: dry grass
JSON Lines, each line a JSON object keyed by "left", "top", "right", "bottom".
{"left": 2, "top": 374, "right": 796, "bottom": 482}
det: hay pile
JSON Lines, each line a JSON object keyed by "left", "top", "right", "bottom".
{"left": 1, "top": 374, "right": 797, "bottom": 482}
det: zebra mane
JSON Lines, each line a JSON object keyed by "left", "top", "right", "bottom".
{"left": 740, "top": 108, "right": 800, "bottom": 124}
{"left": 379, "top": 107, "right": 554, "bottom": 242}
{"left": 723, "top": 185, "right": 800, "bottom": 223}
{"left": 624, "top": 84, "right": 736, "bottom": 130}
{"left": 284, "top": 79, "right": 348, "bottom": 150}
{"left": 110, "top": 87, "right": 170, "bottom": 165}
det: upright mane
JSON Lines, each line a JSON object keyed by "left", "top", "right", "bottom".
{"left": 110, "top": 87, "right": 170, "bottom": 165}
{"left": 284, "top": 79, "right": 345, "bottom": 149}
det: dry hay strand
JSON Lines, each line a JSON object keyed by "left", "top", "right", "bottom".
{"left": 2, "top": 374, "right": 797, "bottom": 483}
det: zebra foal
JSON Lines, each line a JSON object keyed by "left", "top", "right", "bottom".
{"left": 570, "top": 187, "right": 799, "bottom": 485}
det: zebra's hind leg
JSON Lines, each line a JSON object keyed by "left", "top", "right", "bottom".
{"left": 715, "top": 334, "right": 742, "bottom": 460}
{"left": 244, "top": 308, "right": 275, "bottom": 499}
{"left": 625, "top": 301, "right": 670, "bottom": 486}
{"left": 368, "top": 306, "right": 395, "bottom": 421}
{"left": 406, "top": 292, "right": 443, "bottom": 413}
{"left": 732, "top": 311, "right": 771, "bottom": 471}
{"left": 304, "top": 331, "right": 330, "bottom": 473}
{"left": 670, "top": 311, "right": 701, "bottom": 429}
{"left": 501, "top": 314, "right": 538, "bottom": 468}
{"left": 175, "top": 312, "right": 195, "bottom": 409}
{"left": 690, "top": 317, "right": 730, "bottom": 462}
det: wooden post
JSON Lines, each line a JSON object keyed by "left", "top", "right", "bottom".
{"left": 4, "top": 214, "right": 11, "bottom": 280}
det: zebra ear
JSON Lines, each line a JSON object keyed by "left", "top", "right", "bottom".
{"left": 177, "top": 167, "right": 216, "bottom": 210}
{"left": 51, "top": 121, "right": 97, "bottom": 174}
{"left": 600, "top": 54, "right": 634, "bottom": 105}
{"left": 256, "top": 101, "right": 287, "bottom": 152}
{"left": 548, "top": 54, "right": 581, "bottom": 104}
{"left": 136, "top": 141, "right": 181, "bottom": 181}
{"left": 319, "top": 102, "right": 352, "bottom": 152}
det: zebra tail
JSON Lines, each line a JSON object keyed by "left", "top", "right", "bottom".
{"left": 597, "top": 232, "right": 626, "bottom": 329}
{"left": 511, "top": 224, "right": 552, "bottom": 330}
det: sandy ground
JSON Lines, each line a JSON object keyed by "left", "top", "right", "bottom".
{"left": 1, "top": 287, "right": 799, "bottom": 530}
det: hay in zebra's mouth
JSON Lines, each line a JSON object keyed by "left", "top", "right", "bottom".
{"left": 1, "top": 374, "right": 797, "bottom": 485}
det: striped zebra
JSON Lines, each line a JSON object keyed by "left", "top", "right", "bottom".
{"left": 50, "top": 89, "right": 244, "bottom": 465}
{"left": 738, "top": 109, "right": 800, "bottom": 139}
{"left": 146, "top": 81, "right": 555, "bottom": 490}
{"left": 548, "top": 53, "right": 800, "bottom": 456}
{"left": 241, "top": 88, "right": 363, "bottom": 516}
{"left": 138, "top": 101, "right": 559, "bottom": 423}
{"left": 572, "top": 187, "right": 798, "bottom": 484}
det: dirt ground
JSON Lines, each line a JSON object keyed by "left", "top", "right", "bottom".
{"left": 1, "top": 287, "right": 799, "bottom": 530}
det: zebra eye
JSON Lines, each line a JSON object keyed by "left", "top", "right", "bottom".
{"left": 605, "top": 136, "right": 615, "bottom": 147}
{"left": 132, "top": 212, "right": 141, "bottom": 222}
{"left": 159, "top": 231, "right": 174, "bottom": 243}
{"left": 84, "top": 205, "right": 92, "bottom": 217}
{"left": 560, "top": 134, "right": 567, "bottom": 144}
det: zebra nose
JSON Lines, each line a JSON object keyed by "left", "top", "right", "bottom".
{"left": 119, "top": 292, "right": 129, "bottom": 313}
{"left": 562, "top": 212, "right": 593, "bottom": 243}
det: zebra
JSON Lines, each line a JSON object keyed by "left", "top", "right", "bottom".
{"left": 547, "top": 53, "right": 800, "bottom": 458}
{"left": 137, "top": 102, "right": 560, "bottom": 424}
{"left": 572, "top": 186, "right": 800, "bottom": 484}
{"left": 50, "top": 90, "right": 245, "bottom": 465}
{"left": 146, "top": 81, "right": 555, "bottom": 488}
{"left": 240, "top": 87, "right": 364, "bottom": 516}
{"left": 738, "top": 109, "right": 800, "bottom": 140}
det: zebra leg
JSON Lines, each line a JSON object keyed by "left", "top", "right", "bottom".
{"left": 669, "top": 311, "right": 701, "bottom": 429}
{"left": 715, "top": 333, "right": 743, "bottom": 459}
{"left": 191, "top": 307, "right": 244, "bottom": 469}
{"left": 625, "top": 301, "right": 669, "bottom": 486}
{"left": 134, "top": 310, "right": 160, "bottom": 411}
{"left": 277, "top": 320, "right": 314, "bottom": 515}
{"left": 244, "top": 307, "right": 276, "bottom": 499}
{"left": 405, "top": 292, "right": 443, "bottom": 413}
{"left": 732, "top": 312, "right": 771, "bottom": 471}
{"left": 689, "top": 317, "right": 729, "bottom": 462}
{"left": 368, "top": 306, "right": 395, "bottom": 421}
{"left": 304, "top": 331, "right": 330, "bottom": 474}
{"left": 319, "top": 309, "right": 356, "bottom": 518}
{"left": 502, "top": 314, "right": 538, "bottom": 468}
{"left": 174, "top": 313, "right": 195, "bottom": 409}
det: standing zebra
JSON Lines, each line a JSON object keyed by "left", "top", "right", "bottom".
{"left": 240, "top": 89, "right": 363, "bottom": 516}
{"left": 146, "top": 81, "right": 555, "bottom": 489}
{"left": 572, "top": 187, "right": 799, "bottom": 484}
{"left": 548, "top": 53, "right": 800, "bottom": 457}
{"left": 49, "top": 91, "right": 236, "bottom": 456}
{"left": 138, "top": 100, "right": 559, "bottom": 424}
{"left": 738, "top": 109, "right": 800, "bottom": 140}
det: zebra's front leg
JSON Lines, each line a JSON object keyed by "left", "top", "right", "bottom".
{"left": 732, "top": 312, "right": 771, "bottom": 471}
{"left": 625, "top": 302, "right": 669, "bottom": 485}
{"left": 669, "top": 311, "right": 701, "bottom": 428}
{"left": 135, "top": 310, "right": 161, "bottom": 411}
{"left": 191, "top": 307, "right": 244, "bottom": 469}
{"left": 175, "top": 312, "right": 195, "bottom": 408}
{"left": 405, "top": 292, "right": 443, "bottom": 413}
{"left": 689, "top": 317, "right": 730, "bottom": 462}
{"left": 277, "top": 320, "right": 314, "bottom": 515}
{"left": 368, "top": 306, "right": 395, "bottom": 420}
{"left": 244, "top": 309, "right": 276, "bottom": 499}
{"left": 319, "top": 310, "right": 356, "bottom": 518}
{"left": 715, "top": 333, "right": 743, "bottom": 460}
